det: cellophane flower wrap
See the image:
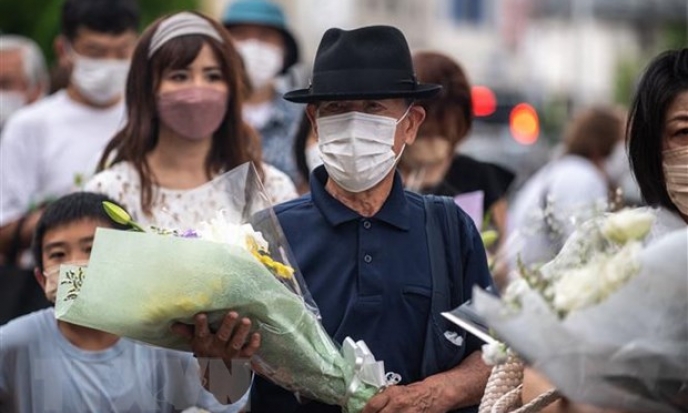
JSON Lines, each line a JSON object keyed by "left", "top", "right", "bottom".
{"left": 467, "top": 209, "right": 688, "bottom": 413}
{"left": 54, "top": 163, "right": 384, "bottom": 412}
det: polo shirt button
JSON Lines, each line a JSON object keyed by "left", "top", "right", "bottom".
{"left": 363, "top": 254, "right": 372, "bottom": 263}
{"left": 362, "top": 220, "right": 372, "bottom": 229}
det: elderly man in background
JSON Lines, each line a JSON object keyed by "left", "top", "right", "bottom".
{"left": 0, "top": 35, "right": 49, "bottom": 131}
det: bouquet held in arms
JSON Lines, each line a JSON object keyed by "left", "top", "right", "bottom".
{"left": 54, "top": 163, "right": 391, "bottom": 412}
{"left": 444, "top": 208, "right": 688, "bottom": 413}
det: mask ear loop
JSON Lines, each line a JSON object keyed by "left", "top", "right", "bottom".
{"left": 393, "top": 102, "right": 416, "bottom": 162}
{"left": 395, "top": 101, "right": 415, "bottom": 124}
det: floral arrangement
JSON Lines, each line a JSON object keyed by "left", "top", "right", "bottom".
{"left": 55, "top": 163, "right": 394, "bottom": 413}
{"left": 453, "top": 208, "right": 688, "bottom": 413}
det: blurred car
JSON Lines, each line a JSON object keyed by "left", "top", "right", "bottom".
{"left": 459, "top": 86, "right": 553, "bottom": 197}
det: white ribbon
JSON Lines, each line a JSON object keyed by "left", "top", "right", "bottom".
{"left": 342, "top": 336, "right": 401, "bottom": 402}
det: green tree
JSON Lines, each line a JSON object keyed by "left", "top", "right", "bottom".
{"left": 0, "top": 0, "right": 199, "bottom": 65}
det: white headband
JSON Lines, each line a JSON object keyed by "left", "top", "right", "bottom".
{"left": 148, "top": 12, "right": 223, "bottom": 58}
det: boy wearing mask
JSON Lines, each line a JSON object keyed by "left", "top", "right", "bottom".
{"left": 0, "top": 192, "right": 252, "bottom": 412}
{"left": 0, "top": 0, "right": 138, "bottom": 265}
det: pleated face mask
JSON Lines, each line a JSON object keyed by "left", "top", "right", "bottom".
{"left": 663, "top": 146, "right": 688, "bottom": 215}
{"left": 316, "top": 107, "right": 410, "bottom": 193}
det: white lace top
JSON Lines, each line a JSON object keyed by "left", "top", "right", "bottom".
{"left": 84, "top": 161, "right": 298, "bottom": 230}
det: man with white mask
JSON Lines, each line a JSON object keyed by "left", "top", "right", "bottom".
{"left": 0, "top": 35, "right": 49, "bottom": 132}
{"left": 0, "top": 0, "right": 138, "bottom": 265}
{"left": 222, "top": 0, "right": 304, "bottom": 185}
{"left": 189, "top": 25, "right": 494, "bottom": 413}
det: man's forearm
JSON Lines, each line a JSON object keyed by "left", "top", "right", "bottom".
{"left": 421, "top": 350, "right": 491, "bottom": 411}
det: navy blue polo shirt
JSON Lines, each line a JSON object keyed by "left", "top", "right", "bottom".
{"left": 250, "top": 166, "right": 492, "bottom": 413}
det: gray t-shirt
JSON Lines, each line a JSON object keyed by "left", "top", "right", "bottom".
{"left": 0, "top": 309, "right": 243, "bottom": 413}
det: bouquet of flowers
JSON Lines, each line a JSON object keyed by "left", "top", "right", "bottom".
{"left": 447, "top": 209, "right": 688, "bottom": 413}
{"left": 54, "top": 163, "right": 391, "bottom": 412}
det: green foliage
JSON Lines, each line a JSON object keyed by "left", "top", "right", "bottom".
{"left": 613, "top": 22, "right": 687, "bottom": 107}
{"left": 662, "top": 22, "right": 688, "bottom": 51}
{"left": 0, "top": 0, "right": 200, "bottom": 65}
{"left": 613, "top": 57, "right": 641, "bottom": 107}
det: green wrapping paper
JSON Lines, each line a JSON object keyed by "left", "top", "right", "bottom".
{"left": 54, "top": 228, "right": 379, "bottom": 412}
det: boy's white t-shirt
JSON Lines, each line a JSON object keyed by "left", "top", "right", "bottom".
{"left": 0, "top": 90, "right": 125, "bottom": 225}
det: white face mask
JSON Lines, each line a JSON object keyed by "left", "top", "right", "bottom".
{"left": 316, "top": 107, "right": 411, "bottom": 193}
{"left": 0, "top": 91, "right": 27, "bottom": 128}
{"left": 71, "top": 52, "right": 129, "bottom": 105}
{"left": 663, "top": 146, "right": 688, "bottom": 216}
{"left": 236, "top": 39, "right": 283, "bottom": 91}
{"left": 305, "top": 144, "right": 323, "bottom": 172}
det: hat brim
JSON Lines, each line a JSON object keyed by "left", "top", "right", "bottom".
{"left": 283, "top": 83, "right": 442, "bottom": 103}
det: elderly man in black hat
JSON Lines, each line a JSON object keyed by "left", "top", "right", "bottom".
{"left": 180, "top": 25, "right": 494, "bottom": 412}
{"left": 269, "top": 25, "right": 493, "bottom": 413}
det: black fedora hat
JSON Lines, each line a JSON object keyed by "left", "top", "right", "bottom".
{"left": 284, "top": 25, "right": 441, "bottom": 103}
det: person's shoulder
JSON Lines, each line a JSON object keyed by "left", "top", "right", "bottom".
{"left": 263, "top": 163, "right": 294, "bottom": 186}
{"left": 551, "top": 155, "right": 604, "bottom": 185}
{"left": 11, "top": 92, "right": 67, "bottom": 123}
{"left": 262, "top": 163, "right": 299, "bottom": 203}
{"left": 451, "top": 153, "right": 484, "bottom": 168}
{"left": 0, "top": 309, "right": 54, "bottom": 350}
{"left": 419, "top": 192, "right": 480, "bottom": 232}
{"left": 553, "top": 155, "right": 597, "bottom": 175}
{"left": 274, "top": 192, "right": 312, "bottom": 216}
{"left": 452, "top": 155, "right": 515, "bottom": 184}
{"left": 0, "top": 94, "right": 65, "bottom": 144}
{"left": 403, "top": 188, "right": 426, "bottom": 209}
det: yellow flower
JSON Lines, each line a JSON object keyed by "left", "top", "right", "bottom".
{"left": 251, "top": 250, "right": 295, "bottom": 280}
{"left": 481, "top": 230, "right": 498, "bottom": 249}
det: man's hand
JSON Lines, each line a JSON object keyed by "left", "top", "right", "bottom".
{"left": 171, "top": 311, "right": 261, "bottom": 363}
{"left": 362, "top": 381, "right": 449, "bottom": 413}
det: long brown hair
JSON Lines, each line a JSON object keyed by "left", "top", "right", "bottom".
{"left": 412, "top": 51, "right": 473, "bottom": 148}
{"left": 97, "top": 11, "right": 260, "bottom": 215}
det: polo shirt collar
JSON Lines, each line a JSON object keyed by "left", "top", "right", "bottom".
{"left": 310, "top": 166, "right": 411, "bottom": 230}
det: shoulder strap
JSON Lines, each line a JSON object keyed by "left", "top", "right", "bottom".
{"left": 421, "top": 195, "right": 465, "bottom": 378}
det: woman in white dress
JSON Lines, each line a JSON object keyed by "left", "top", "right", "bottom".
{"left": 85, "top": 11, "right": 297, "bottom": 230}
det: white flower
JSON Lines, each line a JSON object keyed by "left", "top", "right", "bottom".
{"left": 553, "top": 261, "right": 603, "bottom": 314}
{"left": 602, "top": 209, "right": 655, "bottom": 245}
{"left": 601, "top": 242, "right": 642, "bottom": 290}
{"left": 503, "top": 278, "right": 529, "bottom": 305}
{"left": 553, "top": 244, "right": 642, "bottom": 315}
{"left": 481, "top": 342, "right": 509, "bottom": 365}
{"left": 196, "top": 212, "right": 269, "bottom": 252}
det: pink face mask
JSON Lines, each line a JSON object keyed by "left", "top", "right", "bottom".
{"left": 156, "top": 87, "right": 228, "bottom": 140}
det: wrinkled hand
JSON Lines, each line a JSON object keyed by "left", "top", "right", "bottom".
{"left": 362, "top": 382, "right": 447, "bottom": 413}
{"left": 171, "top": 311, "right": 261, "bottom": 362}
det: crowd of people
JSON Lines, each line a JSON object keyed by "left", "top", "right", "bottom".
{"left": 0, "top": 0, "right": 686, "bottom": 412}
